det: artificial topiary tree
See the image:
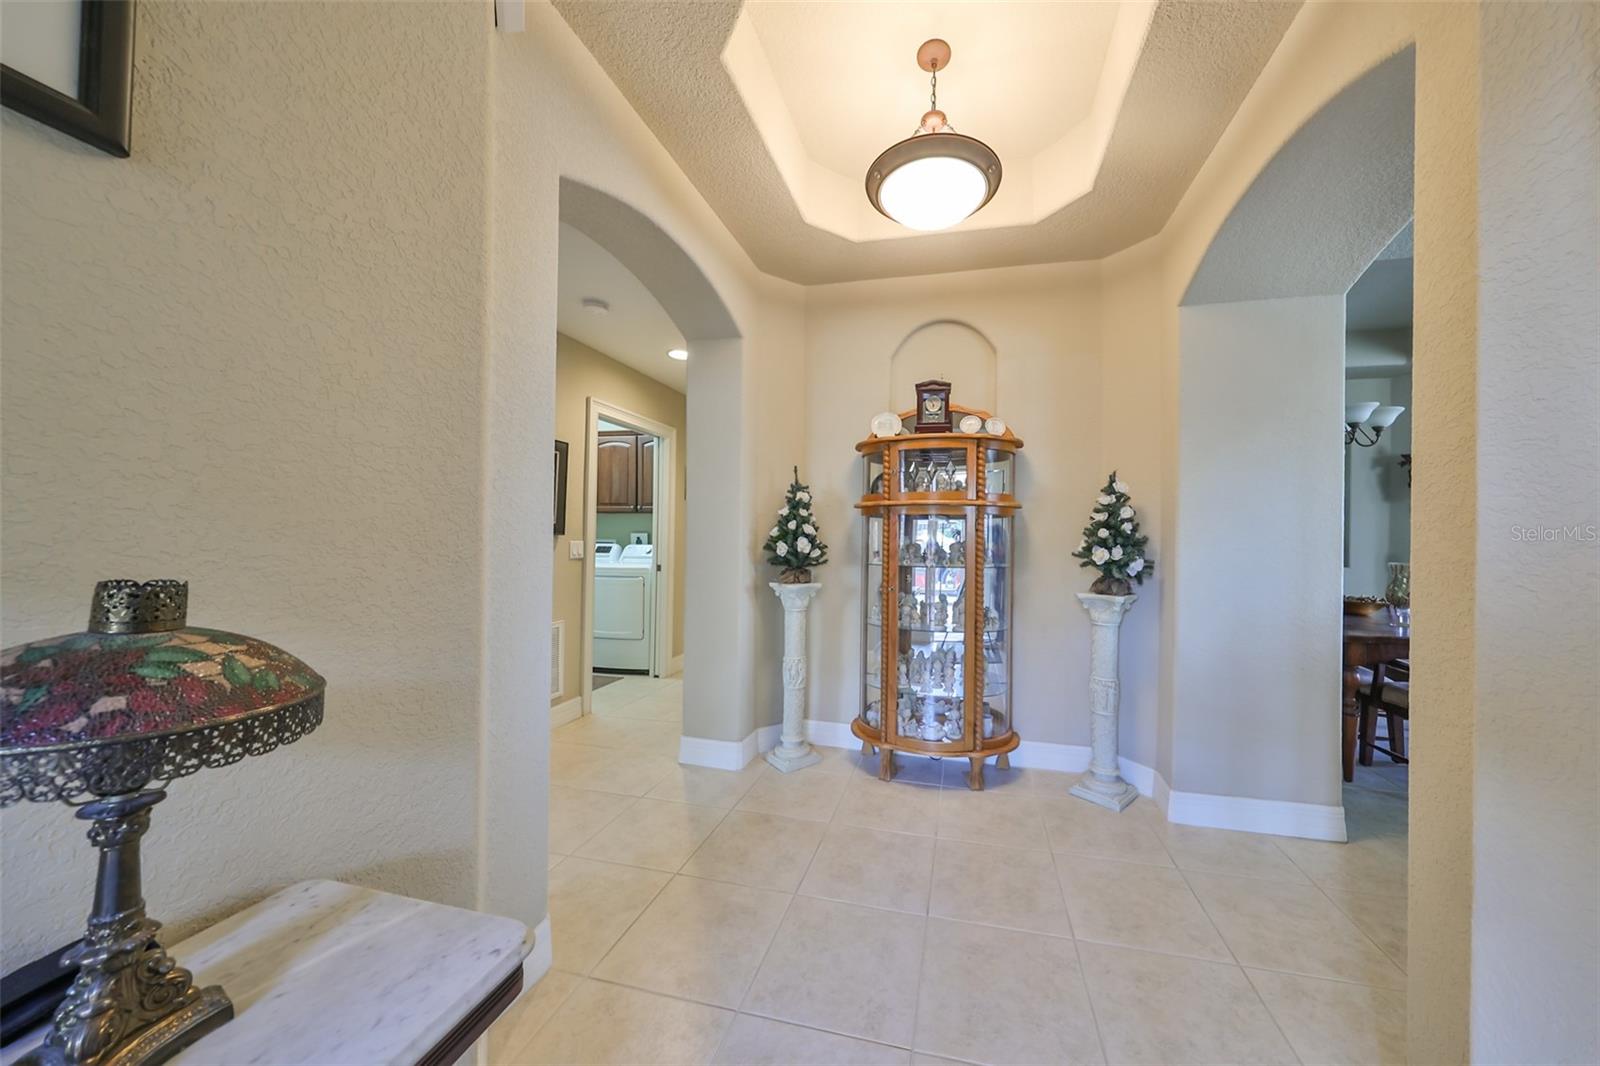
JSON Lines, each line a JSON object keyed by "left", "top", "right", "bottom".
{"left": 1071, "top": 471, "right": 1152, "bottom": 595}
{"left": 763, "top": 467, "right": 829, "bottom": 583}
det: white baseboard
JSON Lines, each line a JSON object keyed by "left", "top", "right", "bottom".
{"left": 805, "top": 721, "right": 1156, "bottom": 798}
{"left": 1152, "top": 770, "right": 1172, "bottom": 815}
{"left": 667, "top": 654, "right": 684, "bottom": 677}
{"left": 550, "top": 697, "right": 582, "bottom": 728}
{"left": 526, "top": 913, "right": 552, "bottom": 984}
{"left": 678, "top": 723, "right": 783, "bottom": 770}
{"left": 1164, "top": 785, "right": 1348, "bottom": 842}
{"left": 697, "top": 719, "right": 1342, "bottom": 841}
{"left": 482, "top": 911, "right": 551, "bottom": 1062}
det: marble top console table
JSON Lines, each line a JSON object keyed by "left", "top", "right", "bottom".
{"left": 4, "top": 880, "right": 532, "bottom": 1066}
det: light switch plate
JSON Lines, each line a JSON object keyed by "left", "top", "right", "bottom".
{"left": 568, "top": 540, "right": 585, "bottom": 560}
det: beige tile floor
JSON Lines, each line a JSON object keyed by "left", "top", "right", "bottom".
{"left": 491, "top": 677, "right": 1410, "bottom": 1065}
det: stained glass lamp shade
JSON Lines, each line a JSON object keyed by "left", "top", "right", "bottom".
{"left": 1, "top": 580, "right": 325, "bottom": 1066}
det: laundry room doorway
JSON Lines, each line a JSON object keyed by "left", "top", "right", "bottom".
{"left": 581, "top": 398, "right": 677, "bottom": 716}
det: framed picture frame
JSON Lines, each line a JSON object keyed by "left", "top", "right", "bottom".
{"left": 1, "top": 0, "right": 135, "bottom": 157}
{"left": 553, "top": 440, "right": 569, "bottom": 536}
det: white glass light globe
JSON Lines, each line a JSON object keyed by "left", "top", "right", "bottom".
{"left": 877, "top": 155, "right": 988, "bottom": 231}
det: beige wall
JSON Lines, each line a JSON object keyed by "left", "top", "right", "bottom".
{"left": 1471, "top": 3, "right": 1597, "bottom": 1058}
{"left": 1171, "top": 295, "right": 1347, "bottom": 808}
{"left": 481, "top": 2, "right": 806, "bottom": 934}
{"left": 3, "top": 1, "right": 1591, "bottom": 1057}
{"left": 552, "top": 333, "right": 687, "bottom": 703}
{"left": 0, "top": 1, "right": 490, "bottom": 969}
{"left": 802, "top": 263, "right": 1168, "bottom": 766}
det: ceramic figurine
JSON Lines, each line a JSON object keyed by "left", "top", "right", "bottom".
{"left": 930, "top": 594, "right": 948, "bottom": 629}
{"left": 914, "top": 465, "right": 933, "bottom": 492}
{"left": 897, "top": 656, "right": 909, "bottom": 687}
{"left": 944, "top": 714, "right": 962, "bottom": 740}
{"left": 868, "top": 596, "right": 882, "bottom": 625}
{"left": 983, "top": 709, "right": 995, "bottom": 738}
{"left": 903, "top": 540, "right": 922, "bottom": 565}
{"left": 933, "top": 465, "right": 951, "bottom": 492}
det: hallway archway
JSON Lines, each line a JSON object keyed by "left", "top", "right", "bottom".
{"left": 1168, "top": 48, "right": 1415, "bottom": 832}
{"left": 558, "top": 179, "right": 749, "bottom": 759}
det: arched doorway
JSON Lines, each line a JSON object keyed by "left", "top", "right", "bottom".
{"left": 1168, "top": 48, "right": 1415, "bottom": 835}
{"left": 556, "top": 179, "right": 749, "bottom": 758}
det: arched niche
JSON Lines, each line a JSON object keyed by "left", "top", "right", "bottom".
{"left": 889, "top": 320, "right": 998, "bottom": 412}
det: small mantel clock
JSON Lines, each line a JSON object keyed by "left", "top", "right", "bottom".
{"left": 914, "top": 379, "right": 952, "bottom": 433}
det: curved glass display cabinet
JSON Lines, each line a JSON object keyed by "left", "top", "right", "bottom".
{"left": 855, "top": 407, "right": 1021, "bottom": 789}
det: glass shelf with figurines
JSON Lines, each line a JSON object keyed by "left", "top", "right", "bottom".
{"left": 854, "top": 402, "right": 1022, "bottom": 790}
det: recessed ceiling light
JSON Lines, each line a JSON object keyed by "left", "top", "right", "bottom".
{"left": 865, "top": 39, "right": 1002, "bottom": 232}
{"left": 667, "top": 348, "right": 689, "bottom": 361}
{"left": 581, "top": 297, "right": 610, "bottom": 314}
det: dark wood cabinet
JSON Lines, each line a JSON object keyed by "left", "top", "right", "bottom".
{"left": 596, "top": 430, "right": 656, "bottom": 513}
{"left": 638, "top": 437, "right": 656, "bottom": 511}
{"left": 597, "top": 432, "right": 637, "bottom": 512}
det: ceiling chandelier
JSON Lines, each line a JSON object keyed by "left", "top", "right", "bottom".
{"left": 865, "top": 39, "right": 1002, "bottom": 232}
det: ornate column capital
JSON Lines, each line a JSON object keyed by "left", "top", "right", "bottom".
{"left": 1075, "top": 591, "right": 1137, "bottom": 625}
{"left": 769, "top": 581, "right": 822, "bottom": 611}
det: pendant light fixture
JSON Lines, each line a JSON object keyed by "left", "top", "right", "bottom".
{"left": 865, "top": 38, "right": 1002, "bottom": 232}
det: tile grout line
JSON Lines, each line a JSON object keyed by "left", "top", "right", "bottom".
{"left": 724, "top": 790, "right": 841, "bottom": 1051}
{"left": 1043, "top": 817, "right": 1114, "bottom": 1066}
{"left": 579, "top": 800, "right": 733, "bottom": 982}
{"left": 1267, "top": 803, "right": 1410, "bottom": 975}
{"left": 497, "top": 968, "right": 582, "bottom": 1063}
{"left": 1239, "top": 963, "right": 1308, "bottom": 1066}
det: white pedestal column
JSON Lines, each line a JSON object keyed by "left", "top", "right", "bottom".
{"left": 767, "top": 581, "right": 822, "bottom": 772}
{"left": 1070, "top": 592, "right": 1139, "bottom": 811}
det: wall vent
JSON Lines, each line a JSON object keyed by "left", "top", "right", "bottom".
{"left": 550, "top": 620, "right": 565, "bottom": 699}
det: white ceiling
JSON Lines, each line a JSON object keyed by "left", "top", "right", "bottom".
{"left": 552, "top": 0, "right": 1301, "bottom": 284}
{"left": 557, "top": 223, "right": 687, "bottom": 393}
{"left": 1346, "top": 256, "right": 1413, "bottom": 332}
{"left": 748, "top": 4, "right": 1119, "bottom": 181}
{"left": 1348, "top": 224, "right": 1415, "bottom": 332}
{"left": 734, "top": 3, "right": 1132, "bottom": 240}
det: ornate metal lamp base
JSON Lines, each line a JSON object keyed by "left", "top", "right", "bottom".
{"left": 20, "top": 791, "right": 233, "bottom": 1066}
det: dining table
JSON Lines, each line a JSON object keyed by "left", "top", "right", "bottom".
{"left": 1342, "top": 613, "right": 1411, "bottom": 782}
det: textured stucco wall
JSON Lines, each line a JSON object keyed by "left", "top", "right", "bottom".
{"left": 0, "top": 1, "right": 490, "bottom": 969}
{"left": 1470, "top": 3, "right": 1599, "bottom": 1059}
{"left": 551, "top": 332, "right": 688, "bottom": 703}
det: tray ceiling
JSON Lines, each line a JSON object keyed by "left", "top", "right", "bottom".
{"left": 554, "top": 1, "right": 1301, "bottom": 284}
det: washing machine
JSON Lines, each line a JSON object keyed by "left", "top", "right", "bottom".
{"left": 594, "top": 542, "right": 655, "bottom": 673}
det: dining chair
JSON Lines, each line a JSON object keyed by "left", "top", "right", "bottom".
{"left": 1358, "top": 659, "right": 1409, "bottom": 765}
